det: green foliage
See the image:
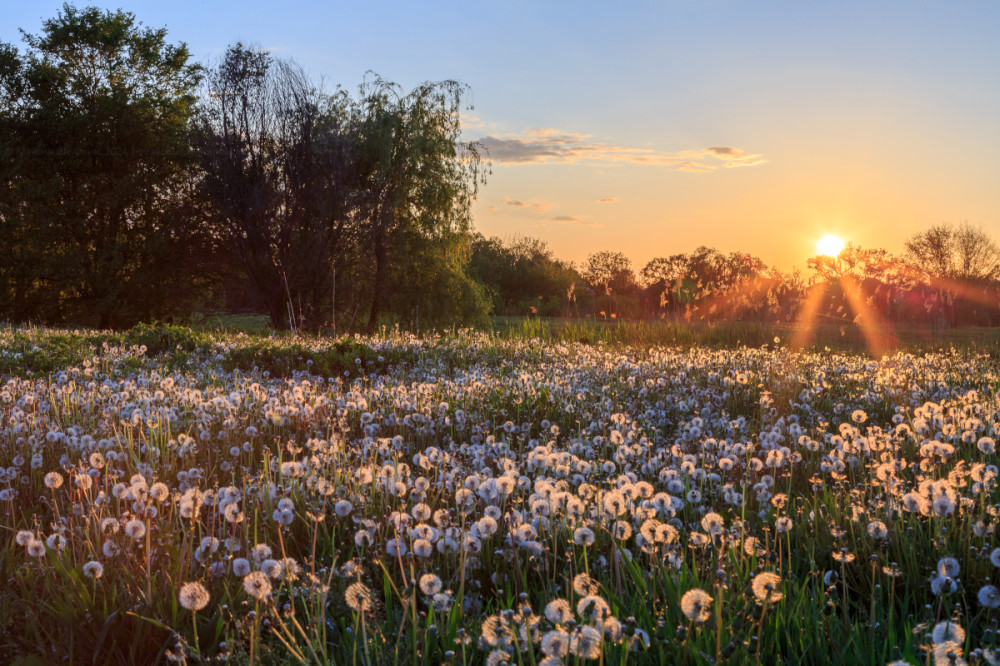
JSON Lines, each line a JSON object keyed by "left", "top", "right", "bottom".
{"left": 468, "top": 233, "right": 582, "bottom": 317}
{"left": 219, "top": 336, "right": 406, "bottom": 377}
{"left": 0, "top": 3, "right": 213, "bottom": 328}
{"left": 121, "top": 323, "right": 214, "bottom": 356}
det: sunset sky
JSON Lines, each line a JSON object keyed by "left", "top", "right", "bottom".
{"left": 6, "top": 1, "right": 999, "bottom": 273}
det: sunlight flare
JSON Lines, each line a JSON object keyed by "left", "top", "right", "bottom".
{"left": 816, "top": 234, "right": 846, "bottom": 258}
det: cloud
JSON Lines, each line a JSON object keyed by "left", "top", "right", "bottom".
{"left": 548, "top": 215, "right": 603, "bottom": 228}
{"left": 460, "top": 113, "right": 486, "bottom": 130}
{"left": 705, "top": 146, "right": 768, "bottom": 168}
{"left": 487, "top": 205, "right": 499, "bottom": 214}
{"left": 505, "top": 195, "right": 555, "bottom": 213}
{"left": 596, "top": 197, "right": 618, "bottom": 204}
{"left": 476, "top": 129, "right": 766, "bottom": 172}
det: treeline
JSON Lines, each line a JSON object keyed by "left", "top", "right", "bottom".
{"left": 470, "top": 222, "right": 1000, "bottom": 328}
{"left": 3, "top": 6, "right": 998, "bottom": 333}
{"left": 0, "top": 5, "right": 489, "bottom": 331}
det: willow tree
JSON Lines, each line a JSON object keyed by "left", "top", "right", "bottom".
{"left": 353, "top": 75, "right": 488, "bottom": 333}
{"left": 195, "top": 44, "right": 359, "bottom": 330}
{"left": 0, "top": 4, "right": 209, "bottom": 327}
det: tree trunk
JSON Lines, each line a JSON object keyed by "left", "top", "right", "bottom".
{"left": 366, "top": 233, "right": 386, "bottom": 334}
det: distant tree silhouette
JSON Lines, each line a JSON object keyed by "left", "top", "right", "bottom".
{"left": 583, "top": 251, "right": 637, "bottom": 318}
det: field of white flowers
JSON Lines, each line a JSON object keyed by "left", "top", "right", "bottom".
{"left": 2, "top": 325, "right": 999, "bottom": 665}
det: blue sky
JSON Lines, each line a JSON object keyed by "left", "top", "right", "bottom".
{"left": 5, "top": 1, "right": 999, "bottom": 272}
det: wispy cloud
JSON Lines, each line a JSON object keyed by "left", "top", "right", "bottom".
{"left": 704, "top": 146, "right": 767, "bottom": 168}
{"left": 596, "top": 197, "right": 618, "bottom": 204}
{"left": 476, "top": 128, "right": 766, "bottom": 172}
{"left": 505, "top": 195, "right": 555, "bottom": 213}
{"left": 487, "top": 205, "right": 499, "bottom": 213}
{"left": 460, "top": 113, "right": 486, "bottom": 130}
{"left": 547, "top": 215, "right": 603, "bottom": 228}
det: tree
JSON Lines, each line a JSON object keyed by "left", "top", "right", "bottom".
{"left": 905, "top": 222, "right": 1000, "bottom": 283}
{"left": 583, "top": 251, "right": 637, "bottom": 318}
{"left": 468, "top": 234, "right": 581, "bottom": 316}
{"left": 0, "top": 3, "right": 210, "bottom": 327}
{"left": 353, "top": 75, "right": 488, "bottom": 333}
{"left": 904, "top": 223, "right": 1000, "bottom": 325}
{"left": 195, "top": 44, "right": 359, "bottom": 331}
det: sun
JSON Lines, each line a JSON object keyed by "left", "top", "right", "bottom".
{"left": 816, "top": 234, "right": 846, "bottom": 258}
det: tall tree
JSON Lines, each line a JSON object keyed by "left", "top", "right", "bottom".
{"left": 195, "top": 44, "right": 358, "bottom": 330}
{"left": 905, "top": 222, "right": 1000, "bottom": 282}
{"left": 353, "top": 75, "right": 488, "bottom": 333}
{"left": 583, "top": 250, "right": 637, "bottom": 318}
{"left": 0, "top": 3, "right": 209, "bottom": 327}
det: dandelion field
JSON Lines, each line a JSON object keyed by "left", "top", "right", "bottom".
{"left": 2, "top": 325, "right": 1000, "bottom": 665}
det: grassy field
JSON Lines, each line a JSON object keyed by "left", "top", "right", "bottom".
{"left": 489, "top": 316, "right": 1000, "bottom": 356}
{"left": 2, "top": 324, "right": 1000, "bottom": 664}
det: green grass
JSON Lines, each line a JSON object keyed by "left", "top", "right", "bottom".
{"left": 489, "top": 316, "right": 1000, "bottom": 356}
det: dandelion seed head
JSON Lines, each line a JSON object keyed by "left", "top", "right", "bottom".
{"left": 178, "top": 581, "right": 210, "bottom": 611}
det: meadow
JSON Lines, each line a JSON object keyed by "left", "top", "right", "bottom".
{"left": 2, "top": 323, "right": 1000, "bottom": 665}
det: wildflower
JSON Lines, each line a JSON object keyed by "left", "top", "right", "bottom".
{"left": 432, "top": 593, "right": 452, "bottom": 611}
{"left": 45, "top": 533, "right": 67, "bottom": 551}
{"left": 541, "top": 629, "right": 570, "bottom": 657}
{"left": 251, "top": 543, "right": 272, "bottom": 563}
{"left": 775, "top": 517, "right": 794, "bottom": 533}
{"left": 178, "top": 582, "right": 210, "bottom": 611}
{"left": 26, "top": 539, "right": 46, "bottom": 558}
{"left": 832, "top": 550, "right": 856, "bottom": 564}
{"left": 576, "top": 595, "right": 611, "bottom": 622}
{"left": 573, "top": 527, "right": 596, "bottom": 546}
{"left": 386, "top": 538, "right": 407, "bottom": 557}
{"left": 243, "top": 571, "right": 272, "bottom": 601}
{"left": 43, "top": 472, "right": 63, "bottom": 489}
{"left": 701, "top": 512, "right": 725, "bottom": 535}
{"left": 932, "top": 620, "right": 965, "bottom": 645}
{"left": 124, "top": 519, "right": 146, "bottom": 540}
{"left": 545, "top": 598, "right": 572, "bottom": 624}
{"left": 102, "top": 540, "right": 120, "bottom": 557}
{"left": 931, "top": 574, "right": 957, "bottom": 596}
{"left": 751, "top": 572, "right": 783, "bottom": 604}
{"left": 345, "top": 582, "right": 374, "bottom": 612}
{"left": 573, "top": 573, "right": 599, "bottom": 596}
{"left": 334, "top": 500, "right": 353, "bottom": 517}
{"left": 866, "top": 521, "right": 888, "bottom": 539}
{"left": 223, "top": 503, "right": 244, "bottom": 524}
{"left": 932, "top": 496, "right": 955, "bottom": 517}
{"left": 419, "top": 574, "right": 442, "bottom": 595}
{"left": 569, "top": 625, "right": 602, "bottom": 659}
{"left": 232, "top": 558, "right": 251, "bottom": 576}
{"left": 743, "top": 536, "right": 766, "bottom": 557}
{"left": 413, "top": 539, "right": 434, "bottom": 557}
{"left": 149, "top": 482, "right": 170, "bottom": 502}
{"left": 978, "top": 585, "right": 1000, "bottom": 609}
{"left": 485, "top": 650, "right": 511, "bottom": 666}
{"left": 83, "top": 561, "right": 103, "bottom": 579}
{"left": 259, "top": 559, "right": 283, "bottom": 579}
{"left": 990, "top": 547, "right": 1000, "bottom": 567}
{"left": 937, "top": 557, "right": 960, "bottom": 578}
{"left": 680, "top": 588, "right": 713, "bottom": 623}
{"left": 15, "top": 530, "right": 34, "bottom": 546}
